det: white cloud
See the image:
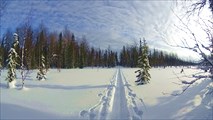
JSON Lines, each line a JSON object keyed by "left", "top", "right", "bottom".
{"left": 2, "top": 0, "right": 210, "bottom": 60}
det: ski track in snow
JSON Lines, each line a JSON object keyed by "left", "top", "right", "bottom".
{"left": 106, "top": 68, "right": 130, "bottom": 119}
{"left": 80, "top": 68, "right": 145, "bottom": 120}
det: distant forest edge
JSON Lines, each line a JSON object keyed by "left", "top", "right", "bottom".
{"left": 0, "top": 24, "right": 195, "bottom": 69}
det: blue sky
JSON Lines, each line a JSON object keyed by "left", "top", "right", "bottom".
{"left": 1, "top": 0, "right": 212, "bottom": 60}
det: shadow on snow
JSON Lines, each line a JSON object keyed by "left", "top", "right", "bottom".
{"left": 0, "top": 82, "right": 108, "bottom": 90}
{"left": 143, "top": 78, "right": 212, "bottom": 119}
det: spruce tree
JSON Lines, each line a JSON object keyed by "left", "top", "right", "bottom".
{"left": 5, "top": 33, "right": 19, "bottom": 88}
{"left": 36, "top": 54, "right": 46, "bottom": 80}
{"left": 136, "top": 38, "right": 151, "bottom": 85}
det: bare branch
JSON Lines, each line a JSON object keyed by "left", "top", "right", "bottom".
{"left": 172, "top": 82, "right": 182, "bottom": 85}
{"left": 171, "top": 74, "right": 208, "bottom": 96}
{"left": 171, "top": 5, "right": 213, "bottom": 67}
{"left": 172, "top": 71, "right": 183, "bottom": 82}
{"left": 186, "top": 0, "right": 207, "bottom": 17}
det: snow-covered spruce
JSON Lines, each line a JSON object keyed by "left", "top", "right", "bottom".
{"left": 136, "top": 38, "right": 151, "bottom": 85}
{"left": 5, "top": 33, "right": 19, "bottom": 88}
{"left": 36, "top": 54, "right": 47, "bottom": 81}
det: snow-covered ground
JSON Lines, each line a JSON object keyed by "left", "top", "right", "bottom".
{"left": 122, "top": 67, "right": 213, "bottom": 119}
{"left": 0, "top": 68, "right": 115, "bottom": 119}
{"left": 0, "top": 67, "right": 212, "bottom": 119}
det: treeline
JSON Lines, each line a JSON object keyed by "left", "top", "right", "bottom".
{"left": 0, "top": 23, "right": 195, "bottom": 69}
{"left": 0, "top": 24, "right": 118, "bottom": 69}
{"left": 120, "top": 44, "right": 195, "bottom": 67}
{"left": 149, "top": 49, "right": 195, "bottom": 67}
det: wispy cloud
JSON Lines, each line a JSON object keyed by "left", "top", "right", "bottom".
{"left": 2, "top": 0, "right": 192, "bottom": 54}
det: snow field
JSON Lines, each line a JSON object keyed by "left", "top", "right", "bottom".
{"left": 1, "top": 67, "right": 212, "bottom": 119}
{"left": 122, "top": 67, "right": 213, "bottom": 119}
{"left": 1, "top": 68, "right": 115, "bottom": 119}
{"left": 98, "top": 69, "right": 117, "bottom": 119}
{"left": 121, "top": 71, "right": 144, "bottom": 120}
{"left": 80, "top": 69, "right": 118, "bottom": 119}
{"left": 81, "top": 68, "right": 146, "bottom": 120}
{"left": 108, "top": 69, "right": 129, "bottom": 119}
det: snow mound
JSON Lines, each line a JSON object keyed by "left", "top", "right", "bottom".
{"left": 8, "top": 80, "right": 17, "bottom": 89}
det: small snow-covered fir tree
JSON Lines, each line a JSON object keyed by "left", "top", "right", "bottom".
{"left": 36, "top": 54, "right": 46, "bottom": 81}
{"left": 5, "top": 33, "right": 19, "bottom": 88}
{"left": 136, "top": 38, "right": 151, "bottom": 85}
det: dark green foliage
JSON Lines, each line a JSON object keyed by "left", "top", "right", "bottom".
{"left": 0, "top": 23, "right": 195, "bottom": 69}
{"left": 119, "top": 44, "right": 196, "bottom": 68}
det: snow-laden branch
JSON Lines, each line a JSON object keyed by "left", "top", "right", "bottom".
{"left": 166, "top": 70, "right": 210, "bottom": 96}
{"left": 171, "top": 74, "right": 210, "bottom": 96}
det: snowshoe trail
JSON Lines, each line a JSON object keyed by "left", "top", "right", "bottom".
{"left": 80, "top": 68, "right": 144, "bottom": 120}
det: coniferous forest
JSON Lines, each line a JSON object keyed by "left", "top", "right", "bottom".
{"left": 0, "top": 23, "right": 195, "bottom": 70}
